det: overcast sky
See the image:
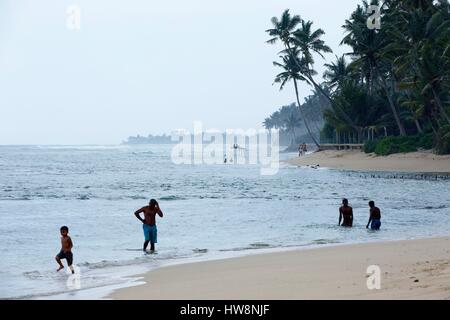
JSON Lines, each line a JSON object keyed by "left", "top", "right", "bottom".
{"left": 0, "top": 0, "right": 359, "bottom": 145}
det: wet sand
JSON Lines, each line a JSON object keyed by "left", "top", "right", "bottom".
{"left": 109, "top": 237, "right": 450, "bottom": 300}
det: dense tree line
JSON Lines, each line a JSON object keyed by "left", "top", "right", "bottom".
{"left": 263, "top": 93, "right": 329, "bottom": 146}
{"left": 266, "top": 0, "right": 450, "bottom": 154}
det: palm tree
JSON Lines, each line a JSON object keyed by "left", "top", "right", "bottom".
{"left": 283, "top": 112, "right": 302, "bottom": 145}
{"left": 341, "top": 1, "right": 407, "bottom": 136}
{"left": 266, "top": 9, "right": 302, "bottom": 45}
{"left": 265, "top": 2, "right": 450, "bottom": 154}
{"left": 263, "top": 117, "right": 275, "bottom": 130}
{"left": 273, "top": 53, "right": 320, "bottom": 147}
{"left": 323, "top": 55, "right": 352, "bottom": 91}
{"left": 267, "top": 11, "right": 359, "bottom": 131}
{"left": 291, "top": 20, "right": 332, "bottom": 63}
{"left": 385, "top": 1, "right": 450, "bottom": 125}
{"left": 289, "top": 20, "right": 359, "bottom": 130}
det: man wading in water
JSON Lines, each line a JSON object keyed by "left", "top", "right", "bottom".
{"left": 366, "top": 201, "right": 381, "bottom": 230}
{"left": 134, "top": 199, "right": 164, "bottom": 253}
{"left": 339, "top": 198, "right": 353, "bottom": 227}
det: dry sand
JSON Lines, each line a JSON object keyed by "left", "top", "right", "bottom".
{"left": 109, "top": 237, "right": 450, "bottom": 300}
{"left": 286, "top": 150, "right": 450, "bottom": 173}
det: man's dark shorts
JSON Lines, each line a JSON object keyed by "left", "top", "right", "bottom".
{"left": 57, "top": 251, "right": 73, "bottom": 266}
{"left": 371, "top": 219, "right": 381, "bottom": 230}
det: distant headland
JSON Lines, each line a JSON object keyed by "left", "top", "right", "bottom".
{"left": 122, "top": 134, "right": 174, "bottom": 145}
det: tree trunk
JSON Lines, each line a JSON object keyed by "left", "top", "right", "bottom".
{"left": 374, "top": 65, "right": 407, "bottom": 136}
{"left": 284, "top": 43, "right": 358, "bottom": 131}
{"left": 306, "top": 73, "right": 359, "bottom": 131}
{"left": 293, "top": 79, "right": 320, "bottom": 148}
{"left": 432, "top": 87, "right": 450, "bottom": 125}
{"left": 291, "top": 128, "right": 297, "bottom": 146}
{"left": 415, "top": 119, "right": 423, "bottom": 134}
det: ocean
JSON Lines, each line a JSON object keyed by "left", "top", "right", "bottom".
{"left": 0, "top": 144, "right": 449, "bottom": 299}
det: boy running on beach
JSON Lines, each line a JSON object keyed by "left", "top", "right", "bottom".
{"left": 55, "top": 226, "right": 74, "bottom": 274}
{"left": 134, "top": 199, "right": 164, "bottom": 253}
{"left": 366, "top": 201, "right": 381, "bottom": 230}
{"left": 339, "top": 199, "right": 353, "bottom": 227}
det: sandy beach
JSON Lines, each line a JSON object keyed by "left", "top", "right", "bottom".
{"left": 286, "top": 150, "right": 450, "bottom": 173}
{"left": 109, "top": 237, "right": 450, "bottom": 300}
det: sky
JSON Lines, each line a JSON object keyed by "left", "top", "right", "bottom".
{"left": 0, "top": 0, "right": 359, "bottom": 145}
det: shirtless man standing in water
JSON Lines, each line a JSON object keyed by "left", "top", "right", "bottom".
{"left": 134, "top": 199, "right": 164, "bottom": 253}
{"left": 339, "top": 198, "right": 353, "bottom": 227}
{"left": 366, "top": 201, "right": 381, "bottom": 230}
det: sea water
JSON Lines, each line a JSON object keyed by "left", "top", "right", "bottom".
{"left": 0, "top": 144, "right": 449, "bottom": 299}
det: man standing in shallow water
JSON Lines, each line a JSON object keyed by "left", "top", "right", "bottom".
{"left": 339, "top": 199, "right": 353, "bottom": 227}
{"left": 134, "top": 199, "right": 164, "bottom": 253}
{"left": 366, "top": 201, "right": 381, "bottom": 230}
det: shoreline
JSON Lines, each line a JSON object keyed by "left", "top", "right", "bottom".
{"left": 286, "top": 150, "right": 450, "bottom": 173}
{"left": 38, "top": 241, "right": 352, "bottom": 300}
{"left": 109, "top": 237, "right": 450, "bottom": 300}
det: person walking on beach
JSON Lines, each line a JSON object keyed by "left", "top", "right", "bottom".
{"left": 339, "top": 199, "right": 353, "bottom": 227}
{"left": 134, "top": 199, "right": 164, "bottom": 253}
{"left": 366, "top": 201, "right": 381, "bottom": 230}
{"left": 298, "top": 144, "right": 303, "bottom": 157}
{"left": 302, "top": 143, "right": 307, "bottom": 155}
{"left": 55, "top": 226, "right": 74, "bottom": 274}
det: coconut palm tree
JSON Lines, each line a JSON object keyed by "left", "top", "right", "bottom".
{"left": 267, "top": 11, "right": 359, "bottom": 131}
{"left": 290, "top": 20, "right": 359, "bottom": 130}
{"left": 266, "top": 9, "right": 302, "bottom": 45}
{"left": 263, "top": 117, "right": 275, "bottom": 130}
{"left": 341, "top": 1, "right": 407, "bottom": 136}
{"left": 323, "top": 55, "right": 353, "bottom": 91}
{"left": 385, "top": 0, "right": 450, "bottom": 125}
{"left": 273, "top": 53, "right": 320, "bottom": 147}
{"left": 283, "top": 112, "right": 302, "bottom": 145}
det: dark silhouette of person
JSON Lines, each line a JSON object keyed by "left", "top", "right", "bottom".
{"left": 339, "top": 198, "right": 353, "bottom": 227}
{"left": 366, "top": 201, "right": 381, "bottom": 230}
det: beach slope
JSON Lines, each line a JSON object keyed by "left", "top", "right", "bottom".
{"left": 286, "top": 150, "right": 450, "bottom": 173}
{"left": 109, "top": 237, "right": 450, "bottom": 300}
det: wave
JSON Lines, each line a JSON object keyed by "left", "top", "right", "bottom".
{"left": 421, "top": 205, "right": 447, "bottom": 210}
{"left": 23, "top": 270, "right": 45, "bottom": 279}
{"left": 36, "top": 145, "right": 128, "bottom": 151}
{"left": 132, "top": 151, "right": 154, "bottom": 156}
{"left": 159, "top": 195, "right": 186, "bottom": 201}
{"left": 127, "top": 195, "right": 148, "bottom": 200}
{"left": 219, "top": 242, "right": 274, "bottom": 252}
{"left": 76, "top": 251, "right": 193, "bottom": 271}
{"left": 310, "top": 239, "right": 341, "bottom": 245}
{"left": 192, "top": 248, "right": 208, "bottom": 253}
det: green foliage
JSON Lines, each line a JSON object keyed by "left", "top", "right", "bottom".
{"left": 363, "top": 140, "right": 378, "bottom": 154}
{"left": 417, "top": 133, "right": 435, "bottom": 150}
{"left": 266, "top": 2, "right": 450, "bottom": 153}
{"left": 320, "top": 122, "right": 335, "bottom": 143}
{"left": 371, "top": 133, "right": 438, "bottom": 156}
{"left": 435, "top": 126, "right": 450, "bottom": 155}
{"left": 374, "top": 136, "right": 417, "bottom": 156}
